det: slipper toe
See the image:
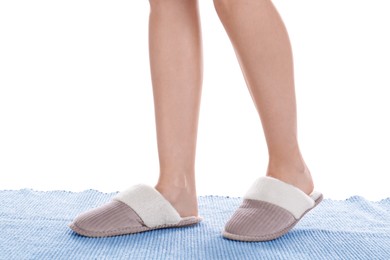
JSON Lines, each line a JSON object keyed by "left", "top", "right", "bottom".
{"left": 224, "top": 199, "right": 296, "bottom": 240}
{"left": 69, "top": 200, "right": 147, "bottom": 237}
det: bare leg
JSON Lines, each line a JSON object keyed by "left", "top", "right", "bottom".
{"left": 213, "top": 0, "right": 314, "bottom": 194}
{"left": 148, "top": 0, "right": 203, "bottom": 217}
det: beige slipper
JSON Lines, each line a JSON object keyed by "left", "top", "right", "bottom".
{"left": 68, "top": 184, "right": 203, "bottom": 238}
{"left": 222, "top": 176, "right": 323, "bottom": 242}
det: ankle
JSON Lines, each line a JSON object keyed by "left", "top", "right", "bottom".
{"left": 154, "top": 181, "right": 199, "bottom": 218}
{"left": 154, "top": 182, "right": 197, "bottom": 196}
{"left": 268, "top": 147, "right": 306, "bottom": 170}
{"left": 267, "top": 159, "right": 307, "bottom": 175}
{"left": 156, "top": 173, "right": 196, "bottom": 190}
{"left": 266, "top": 160, "right": 314, "bottom": 195}
{"left": 154, "top": 175, "right": 197, "bottom": 199}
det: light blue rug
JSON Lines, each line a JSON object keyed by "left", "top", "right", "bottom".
{"left": 0, "top": 189, "right": 389, "bottom": 259}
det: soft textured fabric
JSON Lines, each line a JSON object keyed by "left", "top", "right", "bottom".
{"left": 1, "top": 189, "right": 390, "bottom": 259}
{"left": 243, "top": 176, "right": 318, "bottom": 219}
{"left": 112, "top": 184, "right": 183, "bottom": 227}
{"left": 224, "top": 199, "right": 296, "bottom": 238}
{"left": 68, "top": 199, "right": 148, "bottom": 236}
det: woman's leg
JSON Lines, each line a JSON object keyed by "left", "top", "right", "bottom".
{"left": 149, "top": 0, "right": 203, "bottom": 217}
{"left": 213, "top": 0, "right": 314, "bottom": 194}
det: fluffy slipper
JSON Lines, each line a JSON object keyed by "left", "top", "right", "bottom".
{"left": 68, "top": 184, "right": 203, "bottom": 237}
{"left": 222, "top": 176, "right": 323, "bottom": 242}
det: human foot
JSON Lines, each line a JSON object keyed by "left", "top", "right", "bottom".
{"left": 266, "top": 160, "right": 314, "bottom": 195}
{"left": 154, "top": 183, "right": 199, "bottom": 218}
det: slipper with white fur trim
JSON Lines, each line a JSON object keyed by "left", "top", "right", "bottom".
{"left": 222, "top": 176, "right": 323, "bottom": 242}
{"left": 68, "top": 184, "right": 203, "bottom": 238}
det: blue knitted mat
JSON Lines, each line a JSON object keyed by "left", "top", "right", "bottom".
{"left": 1, "top": 189, "right": 389, "bottom": 260}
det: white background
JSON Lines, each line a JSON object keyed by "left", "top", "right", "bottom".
{"left": 1, "top": 0, "right": 389, "bottom": 200}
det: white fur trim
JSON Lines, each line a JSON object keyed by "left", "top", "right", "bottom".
{"left": 112, "top": 184, "right": 182, "bottom": 228}
{"left": 243, "top": 176, "right": 315, "bottom": 219}
{"left": 309, "top": 190, "right": 322, "bottom": 202}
